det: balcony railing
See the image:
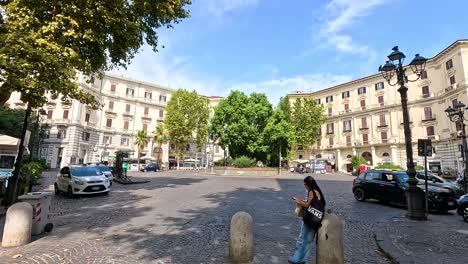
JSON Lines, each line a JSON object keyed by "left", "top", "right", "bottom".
{"left": 55, "top": 119, "right": 70, "bottom": 125}
{"left": 422, "top": 114, "right": 436, "bottom": 122}
{"left": 343, "top": 128, "right": 352, "bottom": 132}
{"left": 359, "top": 126, "right": 369, "bottom": 130}
{"left": 326, "top": 131, "right": 335, "bottom": 135}
{"left": 381, "top": 139, "right": 388, "bottom": 144}
{"left": 377, "top": 123, "right": 388, "bottom": 128}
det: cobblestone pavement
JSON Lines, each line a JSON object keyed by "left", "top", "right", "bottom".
{"left": 0, "top": 170, "right": 434, "bottom": 263}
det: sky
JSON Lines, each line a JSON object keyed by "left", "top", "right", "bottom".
{"left": 112, "top": 0, "right": 468, "bottom": 106}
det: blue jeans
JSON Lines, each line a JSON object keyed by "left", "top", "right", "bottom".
{"left": 290, "top": 222, "right": 316, "bottom": 263}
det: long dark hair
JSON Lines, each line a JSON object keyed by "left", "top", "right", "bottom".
{"left": 304, "top": 176, "right": 326, "bottom": 207}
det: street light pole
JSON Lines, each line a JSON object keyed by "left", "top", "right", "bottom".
{"left": 445, "top": 101, "right": 468, "bottom": 194}
{"left": 379, "top": 47, "right": 428, "bottom": 220}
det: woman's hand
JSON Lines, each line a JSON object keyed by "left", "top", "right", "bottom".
{"left": 292, "top": 197, "right": 302, "bottom": 204}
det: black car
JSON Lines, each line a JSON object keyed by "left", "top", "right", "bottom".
{"left": 141, "top": 163, "right": 160, "bottom": 172}
{"left": 353, "top": 170, "right": 458, "bottom": 212}
{"left": 457, "top": 195, "right": 468, "bottom": 223}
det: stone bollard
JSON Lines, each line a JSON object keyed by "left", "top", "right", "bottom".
{"left": 2, "top": 202, "right": 33, "bottom": 248}
{"left": 316, "top": 213, "right": 344, "bottom": 264}
{"left": 229, "top": 212, "right": 253, "bottom": 263}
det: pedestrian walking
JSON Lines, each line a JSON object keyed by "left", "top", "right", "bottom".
{"left": 289, "top": 176, "right": 326, "bottom": 264}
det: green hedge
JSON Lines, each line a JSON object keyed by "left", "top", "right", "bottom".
{"left": 232, "top": 156, "right": 256, "bottom": 168}
{"left": 374, "top": 162, "right": 403, "bottom": 171}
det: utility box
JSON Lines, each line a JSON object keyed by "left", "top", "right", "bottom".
{"left": 18, "top": 192, "right": 53, "bottom": 235}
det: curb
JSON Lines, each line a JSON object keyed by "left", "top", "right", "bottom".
{"left": 373, "top": 224, "right": 416, "bottom": 264}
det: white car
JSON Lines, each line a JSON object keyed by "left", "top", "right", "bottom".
{"left": 96, "top": 164, "right": 113, "bottom": 186}
{"left": 54, "top": 165, "right": 111, "bottom": 198}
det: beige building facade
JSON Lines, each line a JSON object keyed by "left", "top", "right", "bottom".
{"left": 8, "top": 73, "right": 173, "bottom": 169}
{"left": 289, "top": 40, "right": 468, "bottom": 175}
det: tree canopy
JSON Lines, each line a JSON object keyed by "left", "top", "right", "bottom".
{"left": 210, "top": 91, "right": 273, "bottom": 161}
{"left": 0, "top": 0, "right": 191, "bottom": 107}
{"left": 164, "top": 90, "right": 209, "bottom": 166}
{"left": 290, "top": 97, "right": 325, "bottom": 149}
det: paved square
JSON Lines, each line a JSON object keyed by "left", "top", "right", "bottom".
{"left": 0, "top": 171, "right": 433, "bottom": 263}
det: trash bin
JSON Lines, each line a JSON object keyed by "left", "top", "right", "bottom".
{"left": 18, "top": 192, "right": 53, "bottom": 235}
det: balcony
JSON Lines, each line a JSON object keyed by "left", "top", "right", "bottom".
{"left": 55, "top": 119, "right": 70, "bottom": 125}
{"left": 377, "top": 123, "right": 388, "bottom": 128}
{"left": 102, "top": 127, "right": 116, "bottom": 133}
{"left": 359, "top": 126, "right": 369, "bottom": 131}
{"left": 420, "top": 93, "right": 434, "bottom": 99}
{"left": 362, "top": 141, "right": 369, "bottom": 146}
{"left": 445, "top": 83, "right": 458, "bottom": 92}
{"left": 326, "top": 145, "right": 334, "bottom": 149}
{"left": 422, "top": 114, "right": 436, "bottom": 122}
{"left": 346, "top": 142, "right": 352, "bottom": 147}
{"left": 105, "top": 108, "right": 116, "bottom": 114}
{"left": 122, "top": 111, "right": 133, "bottom": 117}
{"left": 121, "top": 128, "right": 131, "bottom": 133}
{"left": 343, "top": 129, "right": 352, "bottom": 133}
{"left": 428, "top": 135, "right": 439, "bottom": 140}
{"left": 326, "top": 131, "right": 335, "bottom": 135}
{"left": 381, "top": 139, "right": 389, "bottom": 144}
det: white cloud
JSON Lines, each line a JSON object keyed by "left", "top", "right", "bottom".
{"left": 196, "top": 0, "right": 260, "bottom": 17}
{"left": 308, "top": 0, "right": 387, "bottom": 55}
{"left": 227, "top": 73, "right": 353, "bottom": 106}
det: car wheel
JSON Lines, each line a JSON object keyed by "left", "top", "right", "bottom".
{"left": 103, "top": 191, "right": 109, "bottom": 195}
{"left": 67, "top": 186, "right": 75, "bottom": 199}
{"left": 353, "top": 188, "right": 366, "bottom": 201}
{"left": 54, "top": 183, "right": 60, "bottom": 195}
{"left": 463, "top": 207, "right": 468, "bottom": 223}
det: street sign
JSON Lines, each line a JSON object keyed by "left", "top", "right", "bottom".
{"left": 418, "top": 139, "right": 432, "bottom": 157}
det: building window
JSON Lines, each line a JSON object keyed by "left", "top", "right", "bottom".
{"left": 57, "top": 129, "right": 67, "bottom": 139}
{"left": 121, "top": 137, "right": 129, "bottom": 146}
{"left": 215, "top": 145, "right": 220, "bottom": 153}
{"left": 361, "top": 117, "right": 368, "bottom": 129}
{"left": 456, "top": 121, "right": 463, "bottom": 131}
{"left": 343, "top": 120, "right": 352, "bottom": 132}
{"left": 106, "top": 118, "right": 112, "bottom": 127}
{"left": 420, "top": 70, "right": 428, "bottom": 79}
{"left": 326, "top": 96, "right": 333, "bottom": 103}
{"left": 427, "top": 126, "right": 435, "bottom": 137}
{"left": 328, "top": 137, "right": 333, "bottom": 146}
{"left": 63, "top": 110, "right": 69, "bottom": 119}
{"left": 446, "top": 59, "right": 453, "bottom": 70}
{"left": 424, "top": 107, "right": 433, "bottom": 120}
{"left": 327, "top": 123, "right": 334, "bottom": 134}
{"left": 382, "top": 152, "right": 390, "bottom": 157}
{"left": 297, "top": 145, "right": 304, "bottom": 151}
{"left": 346, "top": 136, "right": 351, "bottom": 146}
{"left": 110, "top": 84, "right": 116, "bottom": 92}
{"left": 142, "top": 124, "right": 147, "bottom": 131}
{"left": 126, "top": 88, "right": 135, "bottom": 96}
{"left": 452, "top": 99, "right": 459, "bottom": 107}
{"left": 315, "top": 99, "right": 321, "bottom": 105}
{"left": 379, "top": 114, "right": 386, "bottom": 126}
{"left": 145, "top": 92, "right": 152, "bottom": 99}
{"left": 422, "top": 86, "right": 430, "bottom": 97}
{"left": 103, "top": 135, "right": 112, "bottom": 145}
{"left": 144, "top": 107, "right": 149, "bottom": 115}
{"left": 375, "top": 82, "right": 384, "bottom": 90}
{"left": 358, "top": 87, "right": 366, "bottom": 95}
{"left": 108, "top": 101, "right": 114, "bottom": 110}
{"left": 378, "top": 96, "right": 384, "bottom": 106}
{"left": 450, "top": 75, "right": 456, "bottom": 85}
{"left": 126, "top": 104, "right": 131, "bottom": 113}
{"left": 342, "top": 91, "right": 350, "bottom": 99}
{"left": 124, "top": 121, "right": 129, "bottom": 130}
{"left": 360, "top": 100, "right": 366, "bottom": 110}
{"left": 186, "top": 144, "right": 190, "bottom": 151}
{"left": 363, "top": 134, "right": 369, "bottom": 145}
{"left": 82, "top": 132, "right": 90, "bottom": 141}
{"left": 316, "top": 139, "right": 321, "bottom": 147}
{"left": 159, "top": 95, "right": 167, "bottom": 102}
{"left": 344, "top": 104, "right": 349, "bottom": 112}
{"left": 381, "top": 132, "right": 388, "bottom": 143}
{"left": 159, "top": 109, "right": 164, "bottom": 118}
{"left": 328, "top": 107, "right": 332, "bottom": 117}
{"left": 85, "top": 113, "right": 90, "bottom": 122}
{"left": 47, "top": 110, "right": 53, "bottom": 119}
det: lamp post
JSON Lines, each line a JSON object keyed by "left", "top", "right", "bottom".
{"left": 26, "top": 109, "right": 47, "bottom": 192}
{"left": 379, "top": 46, "right": 428, "bottom": 220}
{"left": 445, "top": 102, "right": 468, "bottom": 194}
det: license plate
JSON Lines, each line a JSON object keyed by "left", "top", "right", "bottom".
{"left": 91, "top": 187, "right": 100, "bottom": 191}
{"left": 448, "top": 201, "right": 454, "bottom": 206}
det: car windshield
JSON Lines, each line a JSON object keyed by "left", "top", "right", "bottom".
{"left": 70, "top": 166, "right": 102, "bottom": 177}
{"left": 98, "top": 165, "right": 110, "bottom": 172}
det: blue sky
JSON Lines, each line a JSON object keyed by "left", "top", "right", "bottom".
{"left": 112, "top": 0, "right": 468, "bottom": 105}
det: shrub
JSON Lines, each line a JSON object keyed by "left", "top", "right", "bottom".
{"left": 414, "top": 165, "right": 424, "bottom": 171}
{"left": 214, "top": 157, "right": 233, "bottom": 166}
{"left": 374, "top": 162, "right": 403, "bottom": 171}
{"left": 351, "top": 155, "right": 367, "bottom": 170}
{"left": 232, "top": 156, "right": 256, "bottom": 168}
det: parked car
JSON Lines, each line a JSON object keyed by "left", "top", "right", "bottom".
{"left": 96, "top": 164, "right": 113, "bottom": 186}
{"left": 416, "top": 171, "right": 463, "bottom": 198}
{"left": 457, "top": 194, "right": 468, "bottom": 223}
{"left": 54, "top": 165, "right": 111, "bottom": 198}
{"left": 353, "top": 170, "right": 458, "bottom": 212}
{"left": 140, "top": 163, "right": 160, "bottom": 172}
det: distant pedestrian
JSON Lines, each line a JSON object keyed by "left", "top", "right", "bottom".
{"left": 289, "top": 176, "right": 326, "bottom": 264}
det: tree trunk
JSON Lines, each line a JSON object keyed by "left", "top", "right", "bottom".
{"left": 0, "top": 89, "right": 12, "bottom": 106}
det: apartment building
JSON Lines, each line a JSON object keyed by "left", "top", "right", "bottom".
{"left": 7, "top": 73, "right": 173, "bottom": 169}
{"left": 289, "top": 40, "right": 468, "bottom": 174}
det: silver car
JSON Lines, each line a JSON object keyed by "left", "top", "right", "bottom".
{"left": 416, "top": 171, "right": 463, "bottom": 198}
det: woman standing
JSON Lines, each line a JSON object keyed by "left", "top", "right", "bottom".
{"left": 289, "top": 176, "right": 326, "bottom": 264}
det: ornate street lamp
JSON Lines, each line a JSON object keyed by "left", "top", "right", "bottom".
{"left": 379, "top": 46, "right": 428, "bottom": 220}
{"left": 445, "top": 102, "right": 468, "bottom": 194}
